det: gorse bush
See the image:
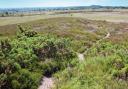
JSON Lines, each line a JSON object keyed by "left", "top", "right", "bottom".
{"left": 33, "top": 37, "right": 75, "bottom": 60}
{"left": 17, "top": 25, "right": 38, "bottom": 37}
{"left": 0, "top": 25, "right": 76, "bottom": 89}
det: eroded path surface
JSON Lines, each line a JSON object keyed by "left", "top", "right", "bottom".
{"left": 38, "top": 77, "right": 54, "bottom": 89}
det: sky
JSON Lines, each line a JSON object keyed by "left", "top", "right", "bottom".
{"left": 0, "top": 0, "right": 128, "bottom": 8}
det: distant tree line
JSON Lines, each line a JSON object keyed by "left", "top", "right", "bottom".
{"left": 0, "top": 6, "right": 128, "bottom": 17}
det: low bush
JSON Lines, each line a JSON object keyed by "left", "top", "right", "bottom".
{"left": 0, "top": 25, "right": 76, "bottom": 89}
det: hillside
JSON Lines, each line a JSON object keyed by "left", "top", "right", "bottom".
{"left": 0, "top": 17, "right": 128, "bottom": 89}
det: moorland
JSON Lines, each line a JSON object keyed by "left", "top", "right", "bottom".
{"left": 0, "top": 6, "right": 128, "bottom": 89}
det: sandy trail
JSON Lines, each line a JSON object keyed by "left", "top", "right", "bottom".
{"left": 77, "top": 32, "right": 110, "bottom": 61}
{"left": 38, "top": 33, "right": 111, "bottom": 89}
{"left": 38, "top": 77, "right": 54, "bottom": 89}
{"left": 104, "top": 33, "right": 110, "bottom": 39}
{"left": 77, "top": 53, "right": 84, "bottom": 61}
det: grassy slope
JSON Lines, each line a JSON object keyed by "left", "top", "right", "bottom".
{"left": 54, "top": 37, "right": 128, "bottom": 89}
{"left": 53, "top": 22, "right": 128, "bottom": 89}
{"left": 0, "top": 17, "right": 128, "bottom": 89}
{"left": 0, "top": 17, "right": 128, "bottom": 51}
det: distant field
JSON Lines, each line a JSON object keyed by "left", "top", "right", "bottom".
{"left": 0, "top": 11, "right": 128, "bottom": 26}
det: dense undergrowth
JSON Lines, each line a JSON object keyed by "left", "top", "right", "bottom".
{"left": 0, "top": 25, "right": 76, "bottom": 89}
{"left": 54, "top": 40, "right": 128, "bottom": 89}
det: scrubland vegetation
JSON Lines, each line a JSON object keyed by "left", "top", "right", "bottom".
{"left": 0, "top": 17, "right": 128, "bottom": 89}
{"left": 0, "top": 25, "right": 76, "bottom": 89}
{"left": 55, "top": 41, "right": 128, "bottom": 89}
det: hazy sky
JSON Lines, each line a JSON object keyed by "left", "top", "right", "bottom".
{"left": 0, "top": 0, "right": 128, "bottom": 8}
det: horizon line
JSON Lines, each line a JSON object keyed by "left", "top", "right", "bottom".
{"left": 0, "top": 5, "right": 128, "bottom": 9}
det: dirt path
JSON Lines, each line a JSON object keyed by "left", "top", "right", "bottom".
{"left": 38, "top": 33, "right": 111, "bottom": 89}
{"left": 38, "top": 77, "right": 54, "bottom": 89}
{"left": 77, "top": 53, "right": 84, "bottom": 61}
{"left": 103, "top": 32, "right": 110, "bottom": 39}
{"left": 77, "top": 32, "right": 110, "bottom": 61}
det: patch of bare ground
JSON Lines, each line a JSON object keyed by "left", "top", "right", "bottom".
{"left": 38, "top": 77, "right": 54, "bottom": 89}
{"left": 77, "top": 53, "right": 84, "bottom": 61}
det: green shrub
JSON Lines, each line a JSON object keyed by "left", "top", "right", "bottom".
{"left": 0, "top": 25, "right": 76, "bottom": 89}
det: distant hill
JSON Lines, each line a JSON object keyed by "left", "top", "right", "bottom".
{"left": 0, "top": 5, "right": 128, "bottom": 16}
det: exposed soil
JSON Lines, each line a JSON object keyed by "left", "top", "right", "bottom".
{"left": 77, "top": 53, "right": 84, "bottom": 61}
{"left": 38, "top": 77, "right": 54, "bottom": 89}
